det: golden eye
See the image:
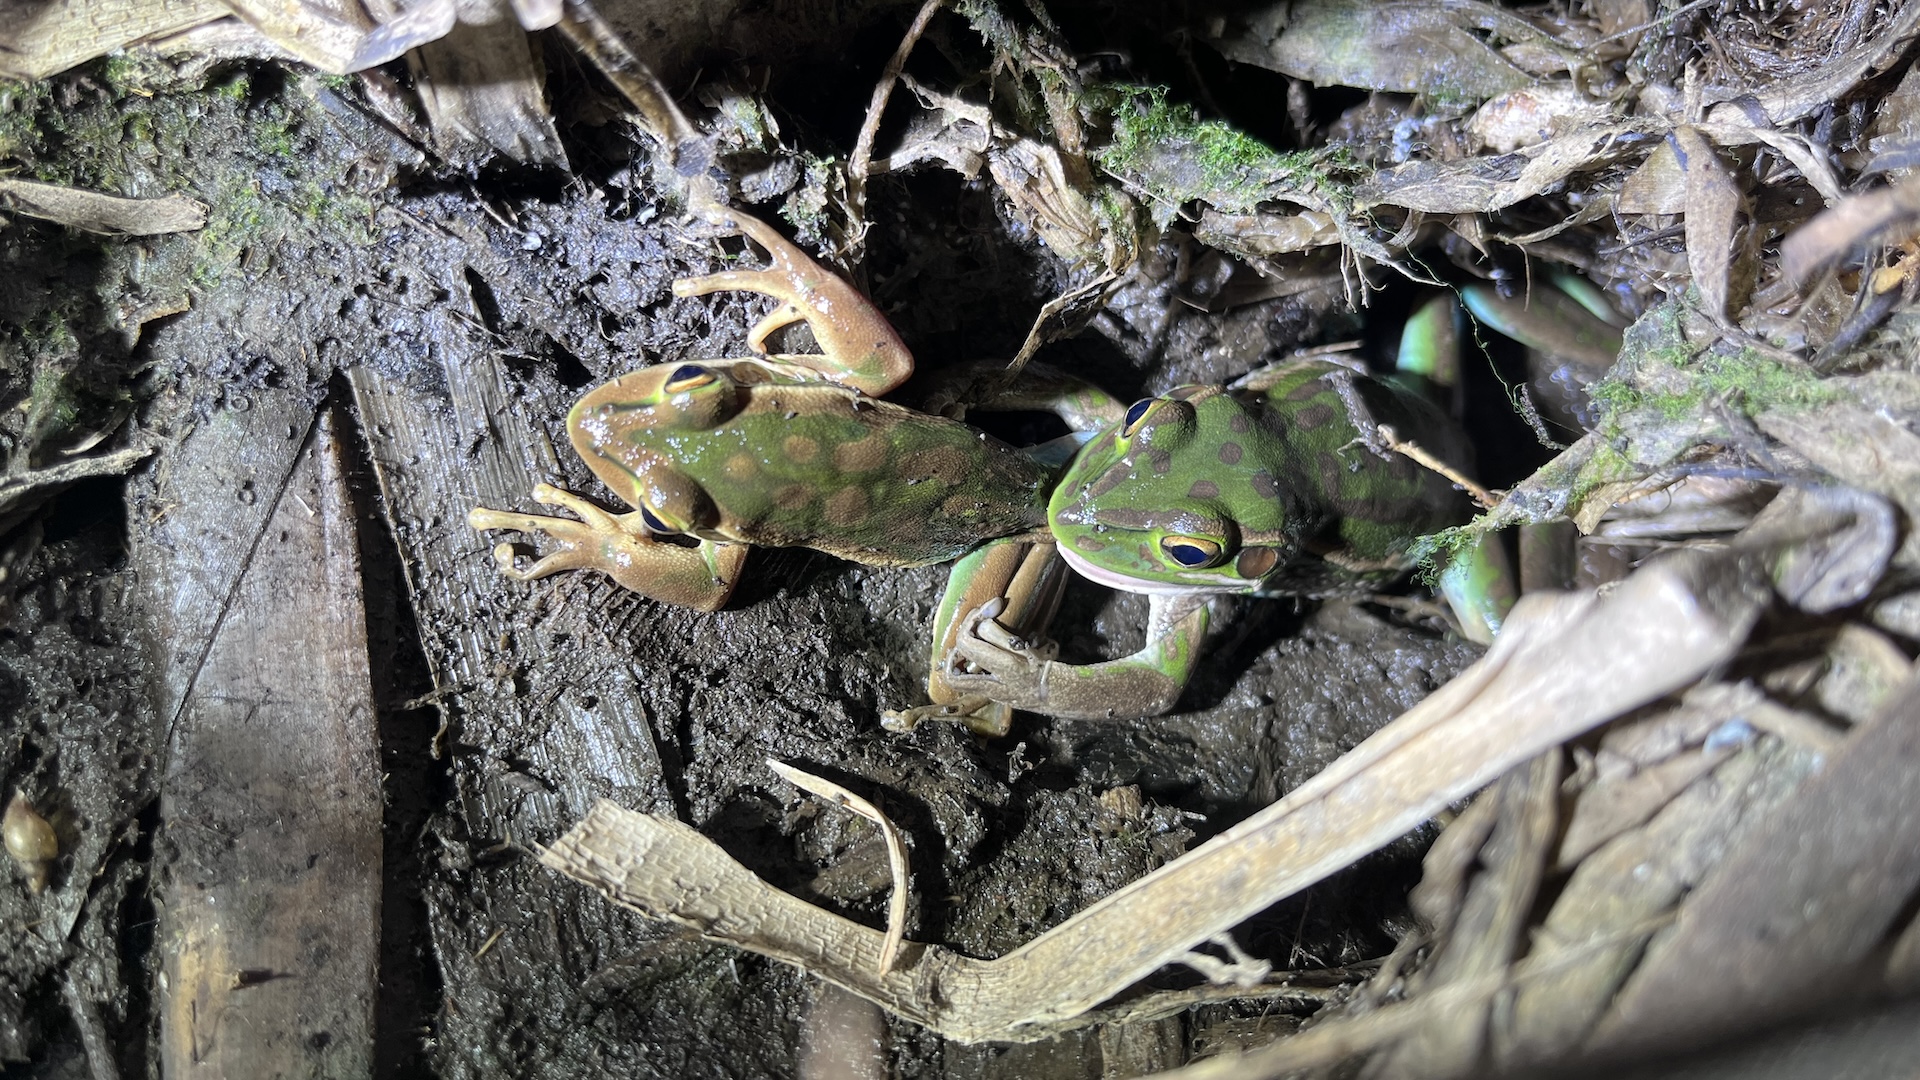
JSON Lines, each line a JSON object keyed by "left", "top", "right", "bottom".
{"left": 664, "top": 364, "right": 719, "bottom": 394}
{"left": 1160, "top": 535, "right": 1223, "bottom": 568}
{"left": 1121, "top": 398, "right": 1156, "bottom": 437}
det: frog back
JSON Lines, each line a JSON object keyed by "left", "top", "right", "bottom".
{"left": 570, "top": 364, "right": 1055, "bottom": 567}
{"left": 1240, "top": 360, "right": 1470, "bottom": 591}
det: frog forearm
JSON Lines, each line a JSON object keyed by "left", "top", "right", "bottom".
{"left": 946, "top": 594, "right": 1211, "bottom": 720}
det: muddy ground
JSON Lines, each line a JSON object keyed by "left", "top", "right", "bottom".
{"left": 0, "top": 14, "right": 1515, "bottom": 1079}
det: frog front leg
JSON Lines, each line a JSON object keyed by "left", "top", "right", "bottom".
{"left": 884, "top": 538, "right": 1070, "bottom": 737}
{"left": 467, "top": 483, "right": 747, "bottom": 612}
{"left": 942, "top": 590, "right": 1214, "bottom": 721}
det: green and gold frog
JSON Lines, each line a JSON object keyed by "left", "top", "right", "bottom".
{"left": 469, "top": 210, "right": 1573, "bottom": 734}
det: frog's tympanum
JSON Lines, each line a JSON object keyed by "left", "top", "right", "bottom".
{"left": 470, "top": 210, "right": 1509, "bottom": 734}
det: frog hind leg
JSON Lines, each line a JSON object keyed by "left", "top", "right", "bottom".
{"left": 1397, "top": 293, "right": 1517, "bottom": 644}
{"left": 673, "top": 210, "right": 914, "bottom": 396}
{"left": 469, "top": 483, "right": 746, "bottom": 612}
{"left": 1435, "top": 533, "right": 1516, "bottom": 645}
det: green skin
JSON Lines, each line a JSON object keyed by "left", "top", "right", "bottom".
{"left": 470, "top": 212, "right": 1601, "bottom": 731}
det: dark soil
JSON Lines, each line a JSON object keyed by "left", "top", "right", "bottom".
{"left": 0, "top": 16, "right": 1488, "bottom": 1077}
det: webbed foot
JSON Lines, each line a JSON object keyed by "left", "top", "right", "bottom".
{"left": 469, "top": 483, "right": 745, "bottom": 611}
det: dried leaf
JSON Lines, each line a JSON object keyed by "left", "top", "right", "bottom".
{"left": 0, "top": 446, "right": 153, "bottom": 538}
{"left": 1358, "top": 123, "right": 1656, "bottom": 214}
{"left": 1697, "top": 116, "right": 1842, "bottom": 206}
{"left": 0, "top": 180, "right": 208, "bottom": 236}
{"left": 220, "top": 0, "right": 372, "bottom": 73}
{"left": 1192, "top": 208, "right": 1339, "bottom": 256}
{"left": 1866, "top": 57, "right": 1920, "bottom": 177}
{"left": 366, "top": 0, "right": 567, "bottom": 167}
{"left": 1738, "top": 484, "right": 1896, "bottom": 614}
{"left": 1756, "top": 404, "right": 1920, "bottom": 565}
{"left": 986, "top": 138, "right": 1107, "bottom": 267}
{"left": 1206, "top": 0, "right": 1534, "bottom": 104}
{"left": 1717, "top": 0, "right": 1920, "bottom": 126}
{"left": 1467, "top": 83, "right": 1613, "bottom": 154}
{"left": 506, "top": 0, "right": 558, "bottom": 31}
{"left": 346, "top": 0, "right": 455, "bottom": 71}
{"left": 1590, "top": 671, "right": 1920, "bottom": 1055}
{"left": 1671, "top": 125, "right": 1742, "bottom": 325}
{"left": 767, "top": 760, "right": 912, "bottom": 977}
{"left": 1615, "top": 140, "right": 1685, "bottom": 215}
{"left": 1779, "top": 177, "right": 1920, "bottom": 286}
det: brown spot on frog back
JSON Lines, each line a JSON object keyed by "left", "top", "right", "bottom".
{"left": 833, "top": 433, "right": 888, "bottom": 474}
{"left": 774, "top": 484, "right": 814, "bottom": 510}
{"left": 1188, "top": 479, "right": 1219, "bottom": 499}
{"left": 824, "top": 486, "right": 871, "bottom": 527}
{"left": 1316, "top": 451, "right": 1351, "bottom": 507}
{"left": 1293, "top": 402, "right": 1337, "bottom": 431}
{"left": 1218, "top": 442, "right": 1243, "bottom": 465}
{"left": 783, "top": 435, "right": 821, "bottom": 464}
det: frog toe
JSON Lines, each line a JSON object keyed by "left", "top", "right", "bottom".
{"left": 881, "top": 697, "right": 1012, "bottom": 738}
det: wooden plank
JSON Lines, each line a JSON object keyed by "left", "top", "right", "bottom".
{"left": 0, "top": 0, "right": 225, "bottom": 79}
{"left": 155, "top": 409, "right": 383, "bottom": 1077}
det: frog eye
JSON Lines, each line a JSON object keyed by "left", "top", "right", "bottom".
{"left": 639, "top": 505, "right": 679, "bottom": 534}
{"left": 664, "top": 364, "right": 718, "bottom": 394}
{"left": 1122, "top": 398, "right": 1157, "bottom": 436}
{"left": 1160, "top": 535, "right": 1223, "bottom": 568}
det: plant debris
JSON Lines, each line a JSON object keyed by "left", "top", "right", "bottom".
{"left": 4, "top": 0, "right": 1920, "bottom": 1074}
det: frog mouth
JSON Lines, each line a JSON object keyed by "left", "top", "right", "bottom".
{"left": 1056, "top": 541, "right": 1241, "bottom": 596}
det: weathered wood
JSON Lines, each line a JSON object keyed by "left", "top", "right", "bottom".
{"left": 406, "top": 0, "right": 568, "bottom": 168}
{"left": 543, "top": 549, "right": 1772, "bottom": 1042}
{"left": 345, "top": 277, "right": 671, "bottom": 834}
{"left": 0, "top": 0, "right": 224, "bottom": 79}
{"left": 154, "top": 409, "right": 383, "bottom": 1078}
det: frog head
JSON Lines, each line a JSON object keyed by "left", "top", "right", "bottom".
{"left": 1047, "top": 386, "right": 1302, "bottom": 596}
{"left": 566, "top": 362, "right": 747, "bottom": 536}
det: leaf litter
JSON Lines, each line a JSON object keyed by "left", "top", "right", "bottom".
{"left": 7, "top": 0, "right": 1920, "bottom": 1074}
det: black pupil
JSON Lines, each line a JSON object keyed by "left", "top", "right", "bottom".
{"left": 640, "top": 506, "right": 675, "bottom": 533}
{"left": 1124, "top": 399, "right": 1154, "bottom": 429}
{"left": 671, "top": 364, "right": 708, "bottom": 385}
{"left": 1168, "top": 543, "right": 1210, "bottom": 567}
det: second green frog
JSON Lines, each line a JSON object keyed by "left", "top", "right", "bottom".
{"left": 470, "top": 210, "right": 1559, "bottom": 734}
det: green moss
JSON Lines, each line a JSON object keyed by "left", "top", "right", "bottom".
{"left": 192, "top": 173, "right": 270, "bottom": 286}
{"left": 0, "top": 79, "right": 51, "bottom": 161}
{"left": 1089, "top": 84, "right": 1351, "bottom": 213}
{"left": 1410, "top": 525, "right": 1477, "bottom": 584}
{"left": 780, "top": 155, "right": 838, "bottom": 242}
{"left": 252, "top": 114, "right": 298, "bottom": 159}
{"left": 1589, "top": 302, "right": 1838, "bottom": 427}
{"left": 215, "top": 73, "right": 253, "bottom": 102}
